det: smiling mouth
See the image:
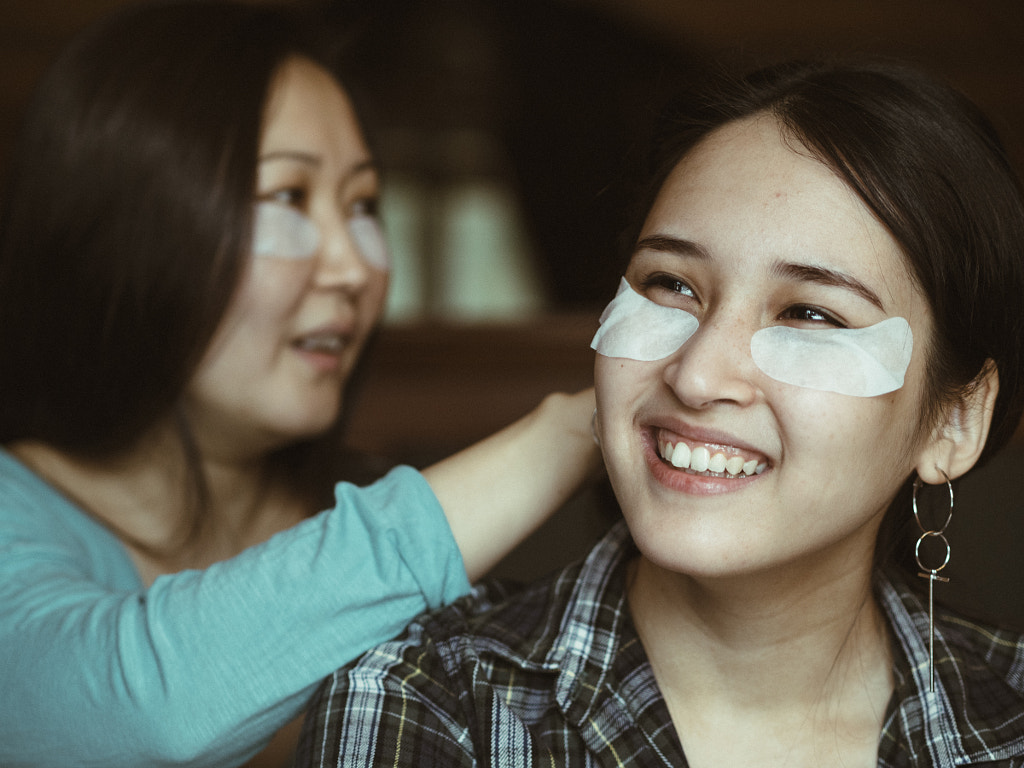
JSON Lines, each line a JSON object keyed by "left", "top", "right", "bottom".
{"left": 293, "top": 332, "right": 348, "bottom": 355}
{"left": 656, "top": 431, "right": 767, "bottom": 478}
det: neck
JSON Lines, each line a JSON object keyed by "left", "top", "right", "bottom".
{"left": 628, "top": 554, "right": 893, "bottom": 764}
{"left": 9, "top": 424, "right": 303, "bottom": 580}
{"left": 630, "top": 553, "right": 891, "bottom": 702}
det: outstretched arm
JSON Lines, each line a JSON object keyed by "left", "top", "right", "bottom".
{"left": 422, "top": 389, "right": 600, "bottom": 581}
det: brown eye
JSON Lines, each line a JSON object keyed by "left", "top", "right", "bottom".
{"left": 347, "top": 197, "right": 380, "bottom": 220}
{"left": 258, "top": 187, "right": 308, "bottom": 210}
{"left": 780, "top": 304, "right": 846, "bottom": 328}
{"left": 642, "top": 273, "right": 696, "bottom": 299}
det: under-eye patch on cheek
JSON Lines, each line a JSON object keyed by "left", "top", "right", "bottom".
{"left": 349, "top": 214, "right": 391, "bottom": 271}
{"left": 750, "top": 317, "right": 913, "bottom": 397}
{"left": 251, "top": 202, "right": 320, "bottom": 260}
{"left": 591, "top": 277, "right": 699, "bottom": 361}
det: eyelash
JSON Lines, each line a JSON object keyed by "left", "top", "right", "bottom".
{"left": 255, "top": 189, "right": 382, "bottom": 224}
{"left": 640, "top": 272, "right": 696, "bottom": 300}
{"left": 259, "top": 186, "right": 308, "bottom": 210}
{"left": 350, "top": 197, "right": 380, "bottom": 219}
{"left": 639, "top": 272, "right": 848, "bottom": 329}
{"left": 779, "top": 304, "right": 847, "bottom": 328}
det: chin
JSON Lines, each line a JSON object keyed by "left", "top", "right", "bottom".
{"left": 625, "top": 508, "right": 756, "bottom": 579}
{"left": 268, "top": 399, "right": 343, "bottom": 445}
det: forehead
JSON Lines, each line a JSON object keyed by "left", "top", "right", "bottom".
{"left": 259, "top": 56, "right": 369, "bottom": 161}
{"left": 640, "top": 115, "right": 921, "bottom": 307}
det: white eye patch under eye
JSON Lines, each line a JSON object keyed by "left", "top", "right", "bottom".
{"left": 251, "top": 202, "right": 320, "bottom": 260}
{"left": 750, "top": 317, "right": 913, "bottom": 397}
{"left": 591, "top": 278, "right": 699, "bottom": 361}
{"left": 349, "top": 214, "right": 390, "bottom": 271}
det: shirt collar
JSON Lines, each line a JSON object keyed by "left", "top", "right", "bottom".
{"left": 533, "top": 522, "right": 1024, "bottom": 766}
{"left": 549, "top": 521, "right": 636, "bottom": 719}
{"left": 546, "top": 521, "right": 685, "bottom": 762}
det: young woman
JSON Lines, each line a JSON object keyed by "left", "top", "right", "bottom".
{"left": 0, "top": 3, "right": 597, "bottom": 767}
{"left": 297, "top": 60, "right": 1024, "bottom": 767}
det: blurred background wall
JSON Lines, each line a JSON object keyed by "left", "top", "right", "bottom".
{"left": 4, "top": 0, "right": 1023, "bottom": 321}
{"left": 1, "top": 0, "right": 1022, "bottom": 621}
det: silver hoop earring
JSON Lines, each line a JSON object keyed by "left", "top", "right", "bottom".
{"left": 912, "top": 469, "right": 953, "bottom": 692}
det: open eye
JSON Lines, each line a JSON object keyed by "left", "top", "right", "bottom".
{"left": 779, "top": 304, "right": 847, "bottom": 328}
{"left": 640, "top": 272, "right": 697, "bottom": 301}
{"left": 348, "top": 196, "right": 380, "bottom": 219}
{"left": 258, "top": 186, "right": 309, "bottom": 210}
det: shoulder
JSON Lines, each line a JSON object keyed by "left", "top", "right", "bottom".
{"left": 933, "top": 607, "right": 1024, "bottom": 763}
{"left": 0, "top": 447, "right": 137, "bottom": 588}
{"left": 0, "top": 446, "right": 89, "bottom": 540}
{"left": 424, "top": 562, "right": 586, "bottom": 658}
{"left": 318, "top": 519, "right": 632, "bottom": 688}
{"left": 296, "top": 523, "right": 637, "bottom": 768}
{"left": 324, "top": 563, "right": 582, "bottom": 694}
{"left": 0, "top": 447, "right": 55, "bottom": 510}
{"left": 879, "top": 569, "right": 1024, "bottom": 764}
{"left": 880, "top": 570, "right": 1024, "bottom": 691}
{"left": 405, "top": 519, "right": 634, "bottom": 677}
{"left": 934, "top": 604, "right": 1024, "bottom": 692}
{"left": 295, "top": 576, "right": 569, "bottom": 767}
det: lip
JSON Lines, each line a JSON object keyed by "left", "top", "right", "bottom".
{"left": 640, "top": 420, "right": 769, "bottom": 496}
{"left": 291, "top": 320, "right": 357, "bottom": 372}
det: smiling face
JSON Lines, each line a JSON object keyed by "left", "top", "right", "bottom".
{"left": 596, "top": 114, "right": 942, "bottom": 581}
{"left": 184, "top": 57, "right": 388, "bottom": 458}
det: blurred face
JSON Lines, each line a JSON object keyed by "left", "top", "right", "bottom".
{"left": 595, "top": 115, "right": 938, "bottom": 581}
{"left": 185, "top": 57, "right": 388, "bottom": 457}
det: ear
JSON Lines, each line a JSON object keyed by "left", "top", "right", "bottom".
{"left": 915, "top": 361, "right": 999, "bottom": 483}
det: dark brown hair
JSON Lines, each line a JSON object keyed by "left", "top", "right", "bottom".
{"left": 0, "top": 1, "right": 370, "bottom": 516}
{"left": 628, "top": 59, "right": 1024, "bottom": 566}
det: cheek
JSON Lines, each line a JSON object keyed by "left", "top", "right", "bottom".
{"left": 595, "top": 356, "right": 662, "bottom": 444}
{"left": 595, "top": 356, "right": 638, "bottom": 412}
{"left": 772, "top": 382, "right": 923, "bottom": 475}
{"left": 244, "top": 259, "right": 316, "bottom": 321}
{"left": 773, "top": 387, "right": 849, "bottom": 445}
{"left": 195, "top": 261, "right": 314, "bottom": 375}
{"left": 360, "top": 270, "right": 389, "bottom": 327}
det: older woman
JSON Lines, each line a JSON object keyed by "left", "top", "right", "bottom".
{"left": 0, "top": 3, "right": 598, "bottom": 766}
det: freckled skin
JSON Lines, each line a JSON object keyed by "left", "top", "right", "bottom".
{"left": 596, "top": 114, "right": 936, "bottom": 581}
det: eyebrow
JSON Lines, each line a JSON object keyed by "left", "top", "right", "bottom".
{"left": 635, "top": 234, "right": 711, "bottom": 261}
{"left": 260, "top": 149, "right": 312, "bottom": 162}
{"left": 257, "top": 153, "right": 379, "bottom": 181}
{"left": 770, "top": 262, "right": 885, "bottom": 311}
{"left": 635, "top": 233, "right": 885, "bottom": 311}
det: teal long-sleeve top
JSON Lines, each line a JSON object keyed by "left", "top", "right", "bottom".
{"left": 0, "top": 449, "right": 470, "bottom": 767}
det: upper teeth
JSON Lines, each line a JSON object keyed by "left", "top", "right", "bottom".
{"left": 659, "top": 439, "right": 765, "bottom": 477}
{"left": 298, "top": 335, "right": 343, "bottom": 352}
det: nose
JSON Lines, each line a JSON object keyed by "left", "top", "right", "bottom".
{"left": 661, "top": 312, "right": 761, "bottom": 410}
{"left": 313, "top": 214, "right": 373, "bottom": 294}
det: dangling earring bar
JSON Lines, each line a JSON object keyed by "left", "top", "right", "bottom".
{"left": 912, "top": 469, "right": 954, "bottom": 693}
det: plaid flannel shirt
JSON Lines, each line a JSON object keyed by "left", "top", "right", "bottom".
{"left": 297, "top": 521, "right": 1024, "bottom": 767}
